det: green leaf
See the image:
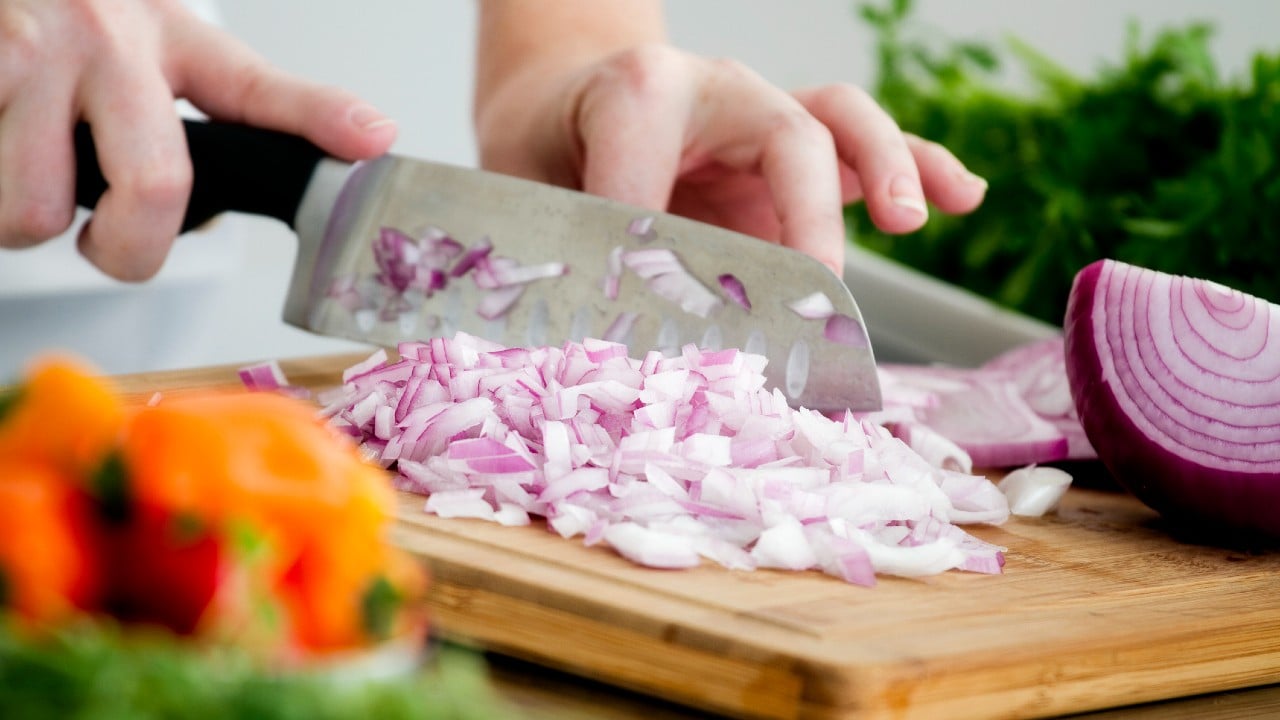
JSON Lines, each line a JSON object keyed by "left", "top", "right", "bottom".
{"left": 0, "top": 386, "right": 22, "bottom": 425}
{"left": 360, "top": 575, "right": 401, "bottom": 642}
{"left": 0, "top": 617, "right": 510, "bottom": 720}
{"left": 92, "top": 451, "right": 132, "bottom": 525}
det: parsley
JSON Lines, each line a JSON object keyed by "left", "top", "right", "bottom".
{"left": 0, "top": 618, "right": 511, "bottom": 720}
{"left": 850, "top": 0, "right": 1280, "bottom": 325}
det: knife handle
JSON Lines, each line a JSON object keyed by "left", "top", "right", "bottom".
{"left": 73, "top": 119, "right": 326, "bottom": 233}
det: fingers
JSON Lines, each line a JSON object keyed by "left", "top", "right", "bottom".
{"left": 796, "top": 85, "right": 988, "bottom": 233}
{"left": 173, "top": 22, "right": 395, "bottom": 162}
{"left": 756, "top": 112, "right": 846, "bottom": 274}
{"left": 0, "top": 86, "right": 77, "bottom": 249}
{"left": 794, "top": 85, "right": 930, "bottom": 235}
{"left": 76, "top": 61, "right": 192, "bottom": 281}
{"left": 688, "top": 60, "right": 847, "bottom": 274}
{"left": 905, "top": 134, "right": 987, "bottom": 215}
{"left": 574, "top": 46, "right": 688, "bottom": 211}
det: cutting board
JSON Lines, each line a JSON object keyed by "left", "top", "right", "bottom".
{"left": 114, "top": 354, "right": 1280, "bottom": 720}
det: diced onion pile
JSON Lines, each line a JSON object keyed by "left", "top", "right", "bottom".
{"left": 327, "top": 333, "right": 1009, "bottom": 584}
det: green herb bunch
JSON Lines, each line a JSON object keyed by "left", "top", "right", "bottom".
{"left": 0, "top": 618, "right": 509, "bottom": 720}
{"left": 849, "top": 0, "right": 1280, "bottom": 325}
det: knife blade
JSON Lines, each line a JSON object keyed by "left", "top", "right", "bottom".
{"left": 74, "top": 120, "right": 880, "bottom": 411}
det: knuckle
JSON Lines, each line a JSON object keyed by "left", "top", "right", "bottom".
{"left": 0, "top": 6, "right": 45, "bottom": 70}
{"left": 808, "top": 83, "right": 873, "bottom": 116}
{"left": 767, "top": 107, "right": 834, "bottom": 150}
{"left": 1, "top": 199, "right": 74, "bottom": 244}
{"left": 117, "top": 158, "right": 193, "bottom": 208}
{"left": 600, "top": 44, "right": 680, "bottom": 96}
{"left": 705, "top": 55, "right": 753, "bottom": 80}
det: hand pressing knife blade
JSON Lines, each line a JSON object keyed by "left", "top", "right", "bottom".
{"left": 73, "top": 120, "right": 880, "bottom": 412}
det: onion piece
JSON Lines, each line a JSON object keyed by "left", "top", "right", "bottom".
{"left": 331, "top": 334, "right": 1011, "bottom": 585}
{"left": 717, "top": 274, "right": 752, "bottom": 311}
{"left": 449, "top": 236, "right": 493, "bottom": 278}
{"left": 621, "top": 249, "right": 722, "bottom": 319}
{"left": 626, "top": 215, "right": 657, "bottom": 242}
{"left": 864, "top": 365, "right": 1069, "bottom": 469}
{"left": 998, "top": 465, "right": 1072, "bottom": 517}
{"left": 824, "top": 314, "right": 870, "bottom": 349}
{"left": 602, "top": 245, "right": 625, "bottom": 301}
{"left": 237, "top": 360, "right": 288, "bottom": 391}
{"left": 1065, "top": 259, "right": 1280, "bottom": 538}
{"left": 786, "top": 292, "right": 835, "bottom": 319}
{"left": 984, "top": 337, "right": 1096, "bottom": 460}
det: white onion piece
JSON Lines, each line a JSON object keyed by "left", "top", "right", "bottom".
{"left": 786, "top": 292, "right": 835, "bottom": 319}
{"left": 626, "top": 215, "right": 657, "bottom": 241}
{"left": 998, "top": 465, "right": 1073, "bottom": 517}
{"left": 330, "top": 334, "right": 1010, "bottom": 585}
{"left": 602, "top": 245, "right": 625, "bottom": 301}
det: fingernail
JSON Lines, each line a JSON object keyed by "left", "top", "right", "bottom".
{"left": 960, "top": 169, "right": 989, "bottom": 191}
{"left": 349, "top": 104, "right": 395, "bottom": 132}
{"left": 889, "top": 175, "right": 928, "bottom": 218}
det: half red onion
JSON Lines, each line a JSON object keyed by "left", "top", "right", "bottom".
{"left": 1065, "top": 259, "right": 1280, "bottom": 538}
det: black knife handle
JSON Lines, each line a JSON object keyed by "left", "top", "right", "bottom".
{"left": 73, "top": 119, "right": 326, "bottom": 233}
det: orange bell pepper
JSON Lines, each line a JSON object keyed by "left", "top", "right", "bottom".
{"left": 0, "top": 356, "right": 123, "bottom": 475}
{"left": 0, "top": 462, "right": 100, "bottom": 624}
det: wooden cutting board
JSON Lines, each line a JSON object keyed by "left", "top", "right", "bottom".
{"left": 114, "top": 355, "right": 1280, "bottom": 720}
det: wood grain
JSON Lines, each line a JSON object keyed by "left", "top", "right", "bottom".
{"left": 111, "top": 355, "right": 1280, "bottom": 720}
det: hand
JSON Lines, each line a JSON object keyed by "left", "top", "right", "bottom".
{"left": 0, "top": 0, "right": 396, "bottom": 281}
{"left": 475, "top": 44, "right": 987, "bottom": 276}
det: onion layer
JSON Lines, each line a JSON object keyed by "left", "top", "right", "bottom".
{"left": 1064, "top": 259, "right": 1280, "bottom": 538}
{"left": 860, "top": 337, "right": 1092, "bottom": 469}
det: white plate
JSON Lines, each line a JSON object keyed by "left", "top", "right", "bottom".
{"left": 842, "top": 243, "right": 1060, "bottom": 367}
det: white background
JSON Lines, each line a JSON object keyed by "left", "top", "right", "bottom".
{"left": 4, "top": 1, "right": 1277, "bottom": 375}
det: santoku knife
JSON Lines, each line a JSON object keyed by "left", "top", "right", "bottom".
{"left": 74, "top": 120, "right": 880, "bottom": 411}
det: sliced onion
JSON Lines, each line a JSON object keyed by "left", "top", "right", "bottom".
{"left": 1065, "top": 259, "right": 1280, "bottom": 538}
{"left": 621, "top": 249, "right": 722, "bottom": 319}
{"left": 864, "top": 364, "right": 1069, "bottom": 468}
{"left": 449, "top": 236, "right": 493, "bottom": 278}
{"left": 861, "top": 333, "right": 1104, "bottom": 469}
{"left": 984, "top": 337, "right": 1095, "bottom": 460}
{"left": 330, "top": 333, "right": 1010, "bottom": 585}
{"left": 472, "top": 255, "right": 567, "bottom": 289}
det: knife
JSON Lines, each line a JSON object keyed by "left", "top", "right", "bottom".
{"left": 73, "top": 120, "right": 880, "bottom": 411}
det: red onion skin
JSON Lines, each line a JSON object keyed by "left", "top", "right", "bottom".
{"left": 1065, "top": 260, "right": 1280, "bottom": 539}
